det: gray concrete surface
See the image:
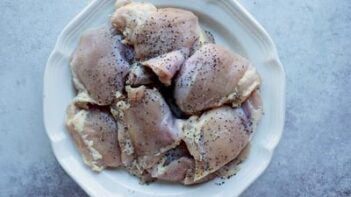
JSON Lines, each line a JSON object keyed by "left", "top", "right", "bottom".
{"left": 0, "top": 0, "right": 350, "bottom": 196}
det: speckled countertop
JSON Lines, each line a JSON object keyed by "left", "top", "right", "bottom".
{"left": 0, "top": 0, "right": 350, "bottom": 196}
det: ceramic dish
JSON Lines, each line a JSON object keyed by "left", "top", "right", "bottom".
{"left": 44, "top": 0, "right": 285, "bottom": 196}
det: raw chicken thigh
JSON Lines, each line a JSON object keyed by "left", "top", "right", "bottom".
{"left": 111, "top": 2, "right": 200, "bottom": 59}
{"left": 65, "top": 103, "right": 122, "bottom": 171}
{"left": 180, "top": 91, "right": 262, "bottom": 181}
{"left": 181, "top": 106, "right": 254, "bottom": 180}
{"left": 175, "top": 43, "right": 260, "bottom": 114}
{"left": 111, "top": 86, "right": 181, "bottom": 171}
{"left": 71, "top": 27, "right": 132, "bottom": 106}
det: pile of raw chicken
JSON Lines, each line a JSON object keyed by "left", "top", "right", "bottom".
{"left": 65, "top": 0, "right": 263, "bottom": 185}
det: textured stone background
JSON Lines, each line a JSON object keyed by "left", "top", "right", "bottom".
{"left": 0, "top": 0, "right": 350, "bottom": 196}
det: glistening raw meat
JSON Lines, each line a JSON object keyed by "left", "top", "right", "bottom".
{"left": 71, "top": 27, "right": 132, "bottom": 106}
{"left": 65, "top": 103, "right": 122, "bottom": 171}
{"left": 175, "top": 43, "right": 260, "bottom": 114}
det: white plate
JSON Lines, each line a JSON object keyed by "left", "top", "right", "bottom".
{"left": 43, "top": 0, "right": 286, "bottom": 196}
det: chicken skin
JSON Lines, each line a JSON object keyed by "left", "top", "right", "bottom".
{"left": 71, "top": 27, "right": 132, "bottom": 106}
{"left": 180, "top": 91, "right": 262, "bottom": 181}
{"left": 148, "top": 143, "right": 194, "bottom": 182}
{"left": 65, "top": 103, "right": 122, "bottom": 171}
{"left": 141, "top": 49, "right": 189, "bottom": 86}
{"left": 181, "top": 107, "right": 251, "bottom": 180}
{"left": 111, "top": 86, "right": 181, "bottom": 172}
{"left": 175, "top": 43, "right": 260, "bottom": 115}
{"left": 111, "top": 2, "right": 200, "bottom": 60}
